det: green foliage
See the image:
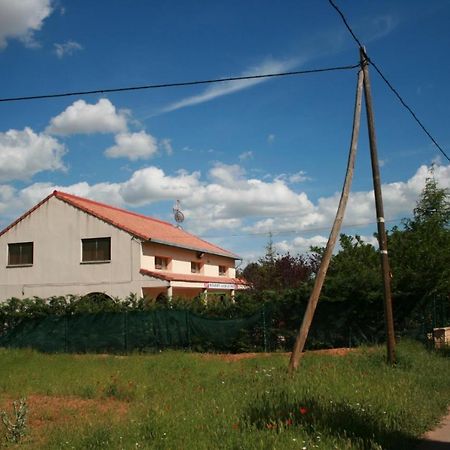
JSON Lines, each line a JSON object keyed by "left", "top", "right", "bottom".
{"left": 389, "top": 174, "right": 450, "bottom": 308}
{"left": 318, "top": 234, "right": 382, "bottom": 304}
{"left": 388, "top": 174, "right": 450, "bottom": 330}
{"left": 0, "top": 398, "right": 28, "bottom": 444}
{"left": 412, "top": 171, "right": 450, "bottom": 227}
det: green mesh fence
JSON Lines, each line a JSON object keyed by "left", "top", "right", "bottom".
{"left": 0, "top": 308, "right": 268, "bottom": 354}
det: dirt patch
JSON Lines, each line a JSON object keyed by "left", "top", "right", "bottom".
{"left": 27, "top": 394, "right": 129, "bottom": 427}
{"left": 198, "top": 348, "right": 355, "bottom": 362}
{"left": 308, "top": 348, "right": 354, "bottom": 357}
{"left": 0, "top": 394, "right": 129, "bottom": 446}
{"left": 200, "top": 352, "right": 274, "bottom": 362}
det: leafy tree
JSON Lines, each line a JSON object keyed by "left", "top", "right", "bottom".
{"left": 240, "top": 234, "right": 315, "bottom": 292}
{"left": 412, "top": 172, "right": 450, "bottom": 227}
{"left": 316, "top": 234, "right": 382, "bottom": 304}
{"left": 388, "top": 174, "right": 450, "bottom": 327}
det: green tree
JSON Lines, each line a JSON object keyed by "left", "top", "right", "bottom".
{"left": 388, "top": 174, "right": 450, "bottom": 326}
{"left": 317, "top": 234, "right": 382, "bottom": 304}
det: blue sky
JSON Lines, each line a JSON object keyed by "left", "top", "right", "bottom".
{"left": 0, "top": 0, "right": 449, "bottom": 264}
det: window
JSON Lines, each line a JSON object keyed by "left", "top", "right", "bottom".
{"left": 82, "top": 237, "right": 111, "bottom": 262}
{"left": 155, "top": 256, "right": 169, "bottom": 270}
{"left": 219, "top": 265, "right": 227, "bottom": 276}
{"left": 191, "top": 261, "right": 201, "bottom": 273}
{"left": 8, "top": 242, "right": 33, "bottom": 266}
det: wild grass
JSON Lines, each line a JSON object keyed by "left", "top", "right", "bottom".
{"left": 0, "top": 340, "right": 448, "bottom": 449}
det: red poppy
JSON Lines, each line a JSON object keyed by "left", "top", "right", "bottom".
{"left": 285, "top": 418, "right": 293, "bottom": 426}
{"left": 299, "top": 407, "right": 309, "bottom": 415}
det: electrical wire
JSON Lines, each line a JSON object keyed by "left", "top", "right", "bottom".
{"left": 328, "top": 0, "right": 450, "bottom": 163}
{"left": 194, "top": 217, "right": 404, "bottom": 240}
{"left": 0, "top": 63, "right": 359, "bottom": 103}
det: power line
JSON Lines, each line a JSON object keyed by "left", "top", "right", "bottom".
{"left": 0, "top": 63, "right": 359, "bottom": 103}
{"left": 328, "top": 0, "right": 364, "bottom": 49}
{"left": 328, "top": 0, "right": 450, "bottom": 163}
{"left": 368, "top": 61, "right": 450, "bottom": 163}
{"left": 198, "top": 217, "right": 403, "bottom": 240}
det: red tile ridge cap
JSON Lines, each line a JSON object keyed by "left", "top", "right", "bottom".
{"left": 54, "top": 190, "right": 151, "bottom": 241}
{"left": 54, "top": 191, "right": 239, "bottom": 259}
{"left": 54, "top": 190, "right": 174, "bottom": 227}
{"left": 0, "top": 190, "right": 239, "bottom": 260}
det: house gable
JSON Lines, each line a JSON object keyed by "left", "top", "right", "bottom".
{"left": 0, "top": 191, "right": 245, "bottom": 301}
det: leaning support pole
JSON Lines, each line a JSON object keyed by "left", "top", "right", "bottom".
{"left": 360, "top": 48, "right": 396, "bottom": 365}
{"left": 288, "top": 68, "right": 364, "bottom": 373}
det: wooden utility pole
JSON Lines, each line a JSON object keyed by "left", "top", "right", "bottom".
{"left": 360, "top": 47, "right": 396, "bottom": 364}
{"left": 288, "top": 68, "right": 364, "bottom": 373}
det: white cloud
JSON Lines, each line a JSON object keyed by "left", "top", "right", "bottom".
{"left": 105, "top": 131, "right": 158, "bottom": 161}
{"left": 0, "top": 185, "right": 16, "bottom": 214}
{"left": 246, "top": 164, "right": 450, "bottom": 236}
{"left": 0, "top": 127, "right": 66, "bottom": 182}
{"left": 267, "top": 134, "right": 275, "bottom": 144}
{"left": 0, "top": 0, "right": 52, "bottom": 49}
{"left": 160, "top": 138, "right": 174, "bottom": 156}
{"left": 273, "top": 233, "right": 378, "bottom": 256}
{"left": 47, "top": 99, "right": 128, "bottom": 135}
{"left": 0, "top": 181, "right": 124, "bottom": 229}
{"left": 289, "top": 171, "right": 310, "bottom": 183}
{"left": 239, "top": 151, "right": 253, "bottom": 161}
{"left": 2, "top": 163, "right": 449, "bottom": 247}
{"left": 119, "top": 167, "right": 202, "bottom": 205}
{"left": 274, "top": 235, "right": 328, "bottom": 255}
{"left": 162, "top": 57, "right": 300, "bottom": 113}
{"left": 182, "top": 163, "right": 315, "bottom": 233}
{"left": 208, "top": 163, "right": 246, "bottom": 187}
{"left": 275, "top": 170, "right": 310, "bottom": 184}
{"left": 22, "top": 181, "right": 123, "bottom": 207}
{"left": 54, "top": 40, "right": 83, "bottom": 58}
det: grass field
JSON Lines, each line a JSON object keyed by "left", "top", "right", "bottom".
{"left": 0, "top": 340, "right": 449, "bottom": 449}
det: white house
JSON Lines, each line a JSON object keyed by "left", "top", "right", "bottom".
{"left": 0, "top": 191, "right": 246, "bottom": 302}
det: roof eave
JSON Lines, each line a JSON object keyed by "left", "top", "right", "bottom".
{"left": 147, "top": 238, "right": 241, "bottom": 260}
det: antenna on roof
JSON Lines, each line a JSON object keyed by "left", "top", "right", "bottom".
{"left": 173, "top": 200, "right": 185, "bottom": 228}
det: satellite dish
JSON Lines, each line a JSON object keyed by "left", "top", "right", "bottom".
{"left": 173, "top": 200, "right": 185, "bottom": 227}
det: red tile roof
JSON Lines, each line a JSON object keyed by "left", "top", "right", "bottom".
{"left": 0, "top": 191, "right": 239, "bottom": 259}
{"left": 140, "top": 269, "right": 248, "bottom": 286}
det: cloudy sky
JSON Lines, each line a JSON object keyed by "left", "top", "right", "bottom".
{"left": 0, "top": 0, "right": 449, "bottom": 264}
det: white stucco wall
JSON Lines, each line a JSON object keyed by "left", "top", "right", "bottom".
{"left": 0, "top": 197, "right": 163, "bottom": 301}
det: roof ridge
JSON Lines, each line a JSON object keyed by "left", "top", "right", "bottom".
{"left": 55, "top": 191, "right": 238, "bottom": 258}
{"left": 0, "top": 190, "right": 239, "bottom": 260}
{"left": 54, "top": 190, "right": 176, "bottom": 228}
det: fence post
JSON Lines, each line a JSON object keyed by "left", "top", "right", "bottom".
{"left": 262, "top": 305, "right": 268, "bottom": 353}
{"left": 64, "top": 315, "right": 68, "bottom": 353}
{"left": 123, "top": 311, "right": 128, "bottom": 354}
{"left": 186, "top": 310, "right": 191, "bottom": 350}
